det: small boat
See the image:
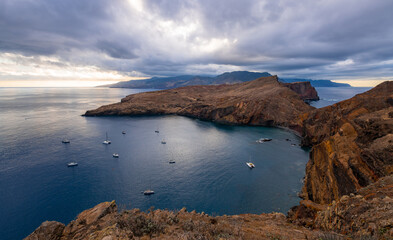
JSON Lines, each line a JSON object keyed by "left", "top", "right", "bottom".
{"left": 122, "top": 131, "right": 126, "bottom": 134}
{"left": 62, "top": 139, "right": 70, "bottom": 144}
{"left": 67, "top": 162, "right": 78, "bottom": 167}
{"left": 103, "top": 132, "right": 111, "bottom": 145}
{"left": 143, "top": 190, "right": 155, "bottom": 195}
{"left": 112, "top": 153, "right": 119, "bottom": 158}
{"left": 155, "top": 130, "right": 159, "bottom": 133}
{"left": 256, "top": 138, "right": 272, "bottom": 143}
{"left": 169, "top": 160, "right": 176, "bottom": 164}
{"left": 161, "top": 139, "right": 166, "bottom": 144}
{"left": 246, "top": 162, "right": 255, "bottom": 168}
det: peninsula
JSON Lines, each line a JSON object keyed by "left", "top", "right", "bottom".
{"left": 85, "top": 76, "right": 318, "bottom": 130}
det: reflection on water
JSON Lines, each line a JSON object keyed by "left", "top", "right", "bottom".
{"left": 0, "top": 87, "right": 309, "bottom": 240}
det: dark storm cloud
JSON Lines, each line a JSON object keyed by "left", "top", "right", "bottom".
{"left": 1, "top": 0, "right": 393, "bottom": 81}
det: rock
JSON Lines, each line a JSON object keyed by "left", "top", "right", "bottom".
{"left": 313, "top": 176, "right": 393, "bottom": 237}
{"left": 27, "top": 201, "right": 327, "bottom": 240}
{"left": 282, "top": 81, "right": 319, "bottom": 101}
{"left": 301, "top": 81, "right": 393, "bottom": 204}
{"left": 24, "top": 221, "right": 65, "bottom": 240}
{"left": 84, "top": 76, "right": 315, "bottom": 133}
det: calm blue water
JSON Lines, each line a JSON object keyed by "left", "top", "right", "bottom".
{"left": 311, "top": 87, "right": 371, "bottom": 108}
{"left": 0, "top": 86, "right": 369, "bottom": 240}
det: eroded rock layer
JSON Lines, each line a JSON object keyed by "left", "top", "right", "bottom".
{"left": 85, "top": 76, "right": 316, "bottom": 131}
{"left": 300, "top": 81, "right": 393, "bottom": 204}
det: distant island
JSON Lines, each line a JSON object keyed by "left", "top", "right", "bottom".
{"left": 103, "top": 71, "right": 351, "bottom": 89}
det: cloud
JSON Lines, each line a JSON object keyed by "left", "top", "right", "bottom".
{"left": 0, "top": 0, "right": 393, "bottom": 84}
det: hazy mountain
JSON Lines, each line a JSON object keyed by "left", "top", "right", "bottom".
{"left": 104, "top": 71, "right": 351, "bottom": 89}
{"left": 280, "top": 78, "right": 351, "bottom": 87}
{"left": 106, "top": 71, "right": 271, "bottom": 89}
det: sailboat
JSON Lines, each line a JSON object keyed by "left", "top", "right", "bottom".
{"left": 62, "top": 138, "right": 70, "bottom": 143}
{"left": 103, "top": 132, "right": 111, "bottom": 145}
{"left": 155, "top": 127, "right": 159, "bottom": 133}
{"left": 161, "top": 139, "right": 166, "bottom": 144}
{"left": 246, "top": 157, "right": 255, "bottom": 168}
{"left": 67, "top": 162, "right": 78, "bottom": 167}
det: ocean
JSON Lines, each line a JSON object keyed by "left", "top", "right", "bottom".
{"left": 0, "top": 86, "right": 370, "bottom": 239}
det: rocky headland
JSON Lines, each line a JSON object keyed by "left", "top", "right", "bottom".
{"left": 85, "top": 76, "right": 318, "bottom": 131}
{"left": 27, "top": 80, "right": 392, "bottom": 239}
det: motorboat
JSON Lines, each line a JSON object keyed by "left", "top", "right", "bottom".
{"left": 256, "top": 138, "right": 272, "bottom": 143}
{"left": 103, "top": 132, "right": 111, "bottom": 145}
{"left": 246, "top": 162, "right": 255, "bottom": 168}
{"left": 67, "top": 162, "right": 78, "bottom": 167}
{"left": 169, "top": 160, "right": 176, "bottom": 164}
{"left": 155, "top": 130, "right": 159, "bottom": 133}
{"left": 143, "top": 190, "right": 155, "bottom": 195}
{"left": 113, "top": 153, "right": 119, "bottom": 158}
{"left": 62, "top": 139, "right": 70, "bottom": 143}
{"left": 161, "top": 139, "right": 166, "bottom": 144}
{"left": 122, "top": 131, "right": 126, "bottom": 134}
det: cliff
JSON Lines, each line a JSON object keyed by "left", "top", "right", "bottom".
{"left": 85, "top": 76, "right": 317, "bottom": 130}
{"left": 25, "top": 201, "right": 325, "bottom": 240}
{"left": 300, "top": 81, "right": 393, "bottom": 204}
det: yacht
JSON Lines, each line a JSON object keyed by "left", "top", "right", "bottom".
{"left": 62, "top": 139, "right": 70, "bottom": 144}
{"left": 113, "top": 153, "right": 119, "bottom": 158}
{"left": 143, "top": 190, "right": 155, "bottom": 195}
{"left": 246, "top": 162, "right": 255, "bottom": 168}
{"left": 67, "top": 162, "right": 78, "bottom": 167}
{"left": 161, "top": 139, "right": 166, "bottom": 144}
{"left": 256, "top": 138, "right": 272, "bottom": 143}
{"left": 103, "top": 132, "right": 111, "bottom": 145}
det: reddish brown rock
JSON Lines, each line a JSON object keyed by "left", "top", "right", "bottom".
{"left": 85, "top": 76, "right": 315, "bottom": 132}
{"left": 26, "top": 201, "right": 326, "bottom": 240}
{"left": 24, "top": 221, "right": 64, "bottom": 240}
{"left": 301, "top": 81, "right": 393, "bottom": 204}
{"left": 283, "top": 81, "right": 319, "bottom": 101}
{"left": 314, "top": 175, "right": 393, "bottom": 238}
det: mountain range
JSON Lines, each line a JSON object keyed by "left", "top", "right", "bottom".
{"left": 105, "top": 71, "right": 351, "bottom": 89}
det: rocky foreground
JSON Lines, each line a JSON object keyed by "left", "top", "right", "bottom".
{"left": 85, "top": 76, "right": 318, "bottom": 131}
{"left": 28, "top": 80, "right": 393, "bottom": 239}
{"left": 25, "top": 201, "right": 326, "bottom": 240}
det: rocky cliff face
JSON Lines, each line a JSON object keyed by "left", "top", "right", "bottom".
{"left": 300, "top": 81, "right": 393, "bottom": 204}
{"left": 283, "top": 81, "right": 320, "bottom": 101}
{"left": 85, "top": 76, "right": 316, "bottom": 131}
{"left": 25, "top": 201, "right": 325, "bottom": 240}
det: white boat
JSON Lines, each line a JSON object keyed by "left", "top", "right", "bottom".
{"left": 122, "top": 131, "right": 126, "bottom": 134}
{"left": 113, "top": 153, "right": 119, "bottom": 158}
{"left": 62, "top": 139, "right": 70, "bottom": 143}
{"left": 143, "top": 190, "right": 155, "bottom": 195}
{"left": 246, "top": 162, "right": 255, "bottom": 168}
{"left": 67, "top": 162, "right": 78, "bottom": 167}
{"left": 256, "top": 138, "right": 272, "bottom": 143}
{"left": 161, "top": 139, "right": 166, "bottom": 144}
{"left": 103, "top": 132, "right": 111, "bottom": 145}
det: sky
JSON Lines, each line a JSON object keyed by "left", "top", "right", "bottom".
{"left": 1, "top": 0, "right": 393, "bottom": 87}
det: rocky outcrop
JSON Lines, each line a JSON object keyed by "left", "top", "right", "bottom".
{"left": 85, "top": 76, "right": 316, "bottom": 131}
{"left": 26, "top": 201, "right": 326, "bottom": 240}
{"left": 283, "top": 81, "right": 319, "bottom": 101}
{"left": 300, "top": 81, "right": 393, "bottom": 205}
{"left": 25, "top": 221, "right": 65, "bottom": 240}
{"left": 314, "top": 175, "right": 393, "bottom": 237}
